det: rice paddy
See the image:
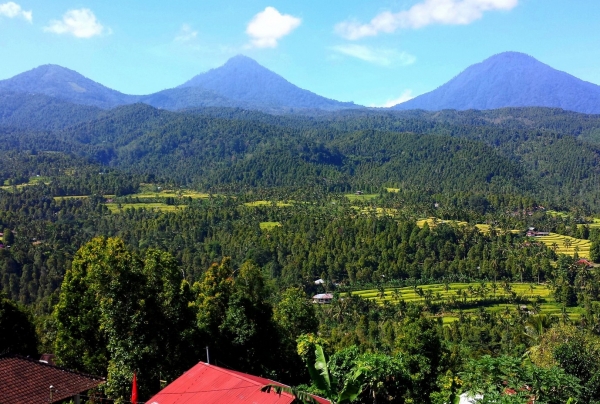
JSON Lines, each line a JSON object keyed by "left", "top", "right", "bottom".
{"left": 352, "top": 282, "right": 584, "bottom": 322}
{"left": 534, "top": 233, "right": 591, "bottom": 258}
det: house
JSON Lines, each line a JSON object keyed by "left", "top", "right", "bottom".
{"left": 0, "top": 353, "right": 104, "bottom": 404}
{"left": 145, "top": 362, "right": 330, "bottom": 404}
{"left": 312, "top": 293, "right": 334, "bottom": 304}
{"left": 577, "top": 259, "right": 594, "bottom": 268}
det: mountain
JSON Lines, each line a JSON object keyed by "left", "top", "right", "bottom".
{"left": 0, "top": 92, "right": 104, "bottom": 130}
{"left": 179, "top": 55, "right": 360, "bottom": 111}
{"left": 139, "top": 86, "right": 250, "bottom": 110}
{"left": 0, "top": 65, "right": 137, "bottom": 109}
{"left": 393, "top": 52, "right": 600, "bottom": 114}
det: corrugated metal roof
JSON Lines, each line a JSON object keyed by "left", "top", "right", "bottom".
{"left": 312, "top": 294, "right": 333, "bottom": 299}
{"left": 146, "top": 362, "right": 330, "bottom": 404}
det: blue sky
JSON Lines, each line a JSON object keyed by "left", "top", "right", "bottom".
{"left": 1, "top": 0, "right": 599, "bottom": 106}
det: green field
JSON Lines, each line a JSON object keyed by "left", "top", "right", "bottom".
{"left": 345, "top": 193, "right": 379, "bottom": 201}
{"left": 353, "top": 282, "right": 584, "bottom": 322}
{"left": 259, "top": 221, "right": 282, "bottom": 230}
{"left": 105, "top": 203, "right": 188, "bottom": 213}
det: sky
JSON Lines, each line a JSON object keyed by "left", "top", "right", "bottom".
{"left": 1, "top": 0, "right": 600, "bottom": 107}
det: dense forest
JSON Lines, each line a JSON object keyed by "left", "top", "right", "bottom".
{"left": 2, "top": 104, "right": 600, "bottom": 403}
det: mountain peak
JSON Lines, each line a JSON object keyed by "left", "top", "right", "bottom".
{"left": 0, "top": 64, "right": 134, "bottom": 108}
{"left": 178, "top": 55, "right": 359, "bottom": 111}
{"left": 393, "top": 51, "right": 600, "bottom": 114}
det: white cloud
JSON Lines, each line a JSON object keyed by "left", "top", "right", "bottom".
{"left": 372, "top": 90, "right": 415, "bottom": 108}
{"left": 332, "top": 44, "right": 416, "bottom": 67}
{"left": 336, "top": 0, "right": 518, "bottom": 40}
{"left": 44, "top": 9, "right": 107, "bottom": 38}
{"left": 0, "top": 2, "right": 32, "bottom": 22}
{"left": 246, "top": 6, "right": 301, "bottom": 48}
{"left": 175, "top": 24, "right": 198, "bottom": 42}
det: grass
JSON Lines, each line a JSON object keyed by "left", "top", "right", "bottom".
{"left": 105, "top": 203, "right": 188, "bottom": 213}
{"left": 385, "top": 188, "right": 400, "bottom": 193}
{"left": 353, "top": 282, "right": 584, "bottom": 322}
{"left": 259, "top": 221, "right": 282, "bottom": 230}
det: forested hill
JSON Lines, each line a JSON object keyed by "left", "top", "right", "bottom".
{"left": 394, "top": 52, "right": 600, "bottom": 114}
{"left": 1, "top": 104, "right": 600, "bottom": 209}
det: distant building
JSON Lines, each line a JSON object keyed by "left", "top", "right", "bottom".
{"left": 146, "top": 362, "right": 330, "bottom": 404}
{"left": 312, "top": 293, "right": 334, "bottom": 304}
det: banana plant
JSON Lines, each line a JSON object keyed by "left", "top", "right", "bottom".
{"left": 262, "top": 344, "right": 364, "bottom": 404}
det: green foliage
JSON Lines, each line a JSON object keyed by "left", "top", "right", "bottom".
{"left": 0, "top": 292, "right": 38, "bottom": 355}
{"left": 53, "top": 237, "right": 196, "bottom": 402}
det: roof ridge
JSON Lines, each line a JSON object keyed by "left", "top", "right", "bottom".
{"left": 201, "top": 363, "right": 289, "bottom": 390}
{"left": 0, "top": 353, "right": 105, "bottom": 381}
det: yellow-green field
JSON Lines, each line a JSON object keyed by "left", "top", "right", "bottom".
{"left": 353, "top": 282, "right": 584, "bottom": 322}
{"left": 105, "top": 203, "right": 188, "bottom": 213}
{"left": 259, "top": 221, "right": 282, "bottom": 230}
{"left": 385, "top": 188, "right": 400, "bottom": 193}
{"left": 244, "top": 200, "right": 293, "bottom": 207}
{"left": 534, "top": 233, "right": 590, "bottom": 258}
{"left": 345, "top": 193, "right": 379, "bottom": 201}
{"left": 353, "top": 206, "right": 398, "bottom": 217}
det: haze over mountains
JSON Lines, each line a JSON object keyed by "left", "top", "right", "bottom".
{"left": 0, "top": 52, "right": 599, "bottom": 114}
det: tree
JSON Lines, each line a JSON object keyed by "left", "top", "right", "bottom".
{"left": 54, "top": 237, "right": 195, "bottom": 401}
{"left": 0, "top": 292, "right": 38, "bottom": 356}
{"left": 274, "top": 287, "right": 318, "bottom": 341}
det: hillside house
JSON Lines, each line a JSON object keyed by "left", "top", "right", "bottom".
{"left": 312, "top": 293, "right": 333, "bottom": 304}
{"left": 145, "top": 362, "right": 329, "bottom": 404}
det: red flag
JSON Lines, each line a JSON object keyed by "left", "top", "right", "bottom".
{"left": 131, "top": 372, "right": 138, "bottom": 404}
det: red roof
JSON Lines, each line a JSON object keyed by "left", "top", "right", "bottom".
{"left": 146, "top": 362, "right": 330, "bottom": 404}
{"left": 0, "top": 354, "right": 104, "bottom": 404}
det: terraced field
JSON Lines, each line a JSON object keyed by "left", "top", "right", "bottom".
{"left": 353, "top": 282, "right": 585, "bottom": 322}
{"left": 534, "top": 233, "right": 591, "bottom": 258}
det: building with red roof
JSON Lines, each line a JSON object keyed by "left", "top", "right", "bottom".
{"left": 146, "top": 362, "right": 330, "bottom": 404}
{"left": 0, "top": 353, "right": 104, "bottom": 403}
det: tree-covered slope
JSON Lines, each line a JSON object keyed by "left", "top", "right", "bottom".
{"left": 0, "top": 92, "right": 103, "bottom": 130}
